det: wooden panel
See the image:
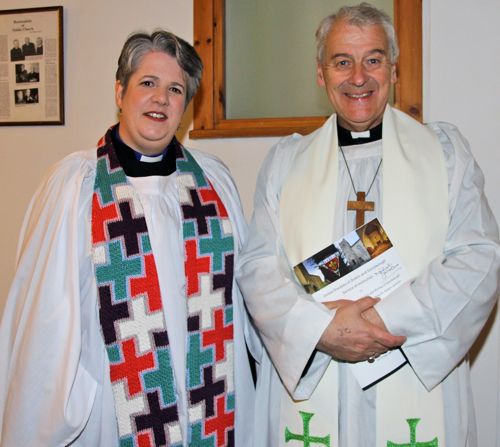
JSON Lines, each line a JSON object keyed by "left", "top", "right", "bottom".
{"left": 394, "top": 0, "right": 423, "bottom": 121}
{"left": 193, "top": 0, "right": 214, "bottom": 131}
{"left": 191, "top": 0, "right": 422, "bottom": 139}
{"left": 214, "top": 0, "right": 225, "bottom": 125}
{"left": 190, "top": 116, "right": 327, "bottom": 138}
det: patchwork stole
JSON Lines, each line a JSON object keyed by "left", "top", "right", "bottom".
{"left": 91, "top": 129, "right": 235, "bottom": 447}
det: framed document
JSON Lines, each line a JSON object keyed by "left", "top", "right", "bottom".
{"left": 0, "top": 6, "right": 64, "bottom": 125}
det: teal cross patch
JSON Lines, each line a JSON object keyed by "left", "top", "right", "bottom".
{"left": 189, "top": 421, "right": 215, "bottom": 447}
{"left": 96, "top": 240, "right": 141, "bottom": 300}
{"left": 143, "top": 349, "right": 176, "bottom": 406}
{"left": 285, "top": 411, "right": 331, "bottom": 447}
{"left": 177, "top": 151, "right": 208, "bottom": 187}
{"left": 95, "top": 157, "right": 126, "bottom": 204}
{"left": 199, "top": 219, "right": 233, "bottom": 271}
{"left": 187, "top": 333, "right": 213, "bottom": 387}
{"left": 387, "top": 418, "right": 438, "bottom": 447}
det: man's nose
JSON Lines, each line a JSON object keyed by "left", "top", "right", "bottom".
{"left": 350, "top": 63, "right": 369, "bottom": 87}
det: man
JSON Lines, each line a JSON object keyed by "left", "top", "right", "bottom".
{"left": 0, "top": 30, "right": 258, "bottom": 446}
{"left": 25, "top": 88, "right": 37, "bottom": 103}
{"left": 14, "top": 89, "right": 25, "bottom": 104}
{"left": 237, "top": 3, "right": 500, "bottom": 446}
{"left": 10, "top": 39, "right": 23, "bottom": 61}
{"left": 22, "top": 37, "right": 35, "bottom": 56}
{"left": 28, "top": 64, "right": 40, "bottom": 82}
{"left": 35, "top": 37, "right": 43, "bottom": 55}
{"left": 16, "top": 64, "right": 29, "bottom": 83}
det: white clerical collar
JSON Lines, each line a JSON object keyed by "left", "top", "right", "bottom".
{"left": 136, "top": 152, "right": 165, "bottom": 163}
{"left": 337, "top": 122, "right": 382, "bottom": 146}
{"left": 350, "top": 130, "right": 371, "bottom": 139}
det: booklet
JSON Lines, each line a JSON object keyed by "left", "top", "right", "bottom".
{"left": 293, "top": 218, "right": 408, "bottom": 388}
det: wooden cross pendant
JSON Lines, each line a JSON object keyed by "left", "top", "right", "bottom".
{"left": 347, "top": 191, "right": 375, "bottom": 228}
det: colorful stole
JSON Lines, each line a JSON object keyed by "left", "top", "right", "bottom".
{"left": 92, "top": 128, "right": 235, "bottom": 447}
{"left": 278, "top": 106, "right": 449, "bottom": 446}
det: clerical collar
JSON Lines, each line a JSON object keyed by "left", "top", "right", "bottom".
{"left": 112, "top": 125, "right": 177, "bottom": 177}
{"left": 337, "top": 122, "right": 382, "bottom": 146}
{"left": 136, "top": 151, "right": 166, "bottom": 163}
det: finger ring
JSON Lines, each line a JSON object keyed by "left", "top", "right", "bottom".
{"left": 368, "top": 356, "right": 375, "bottom": 363}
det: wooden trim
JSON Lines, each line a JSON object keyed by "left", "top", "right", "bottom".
{"left": 190, "top": 116, "right": 328, "bottom": 138}
{"left": 192, "top": 0, "right": 422, "bottom": 139}
{"left": 394, "top": 0, "right": 423, "bottom": 121}
{"left": 192, "top": 0, "right": 214, "bottom": 131}
{"left": 214, "top": 0, "right": 225, "bottom": 125}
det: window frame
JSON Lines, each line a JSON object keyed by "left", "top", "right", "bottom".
{"left": 190, "top": 0, "right": 422, "bottom": 139}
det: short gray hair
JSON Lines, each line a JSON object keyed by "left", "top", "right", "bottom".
{"left": 315, "top": 2, "right": 399, "bottom": 64}
{"left": 116, "top": 29, "right": 203, "bottom": 107}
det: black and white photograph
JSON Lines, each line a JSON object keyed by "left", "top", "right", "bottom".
{"left": 14, "top": 87, "right": 39, "bottom": 105}
{"left": 14, "top": 62, "right": 39, "bottom": 83}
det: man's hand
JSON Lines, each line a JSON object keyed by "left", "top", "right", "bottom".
{"left": 317, "top": 297, "right": 405, "bottom": 362}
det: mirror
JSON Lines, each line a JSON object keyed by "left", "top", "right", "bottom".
{"left": 225, "top": 0, "right": 393, "bottom": 120}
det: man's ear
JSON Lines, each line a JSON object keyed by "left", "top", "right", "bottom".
{"left": 317, "top": 60, "right": 326, "bottom": 87}
{"left": 390, "top": 64, "right": 397, "bottom": 84}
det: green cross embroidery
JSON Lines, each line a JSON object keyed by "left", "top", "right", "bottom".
{"left": 387, "top": 418, "right": 438, "bottom": 447}
{"left": 177, "top": 151, "right": 208, "bottom": 187}
{"left": 95, "top": 157, "right": 126, "bottom": 204}
{"left": 285, "top": 411, "right": 331, "bottom": 447}
{"left": 186, "top": 333, "right": 213, "bottom": 387}
{"left": 189, "top": 421, "right": 215, "bottom": 447}
{"left": 96, "top": 241, "right": 141, "bottom": 300}
{"left": 199, "top": 219, "right": 234, "bottom": 271}
{"left": 143, "top": 349, "right": 176, "bottom": 405}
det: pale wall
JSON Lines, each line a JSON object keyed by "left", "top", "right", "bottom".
{"left": 0, "top": 0, "right": 499, "bottom": 444}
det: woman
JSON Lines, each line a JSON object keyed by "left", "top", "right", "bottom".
{"left": 0, "top": 30, "right": 258, "bottom": 447}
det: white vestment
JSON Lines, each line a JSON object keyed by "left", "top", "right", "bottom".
{"left": 237, "top": 109, "right": 500, "bottom": 447}
{"left": 0, "top": 146, "right": 260, "bottom": 447}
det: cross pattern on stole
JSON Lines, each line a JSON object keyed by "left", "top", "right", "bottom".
{"left": 387, "top": 418, "right": 438, "bottom": 447}
{"left": 284, "top": 411, "right": 331, "bottom": 447}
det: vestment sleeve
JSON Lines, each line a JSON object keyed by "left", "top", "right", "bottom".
{"left": 236, "top": 138, "right": 334, "bottom": 399}
{"left": 377, "top": 123, "right": 500, "bottom": 390}
{"left": 0, "top": 155, "right": 98, "bottom": 446}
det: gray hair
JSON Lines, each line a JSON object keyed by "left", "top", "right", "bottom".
{"left": 315, "top": 2, "right": 399, "bottom": 64}
{"left": 116, "top": 29, "right": 203, "bottom": 107}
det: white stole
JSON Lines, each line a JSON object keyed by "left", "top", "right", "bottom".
{"left": 278, "top": 106, "right": 449, "bottom": 446}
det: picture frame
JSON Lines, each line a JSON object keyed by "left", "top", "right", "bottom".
{"left": 0, "top": 6, "right": 64, "bottom": 126}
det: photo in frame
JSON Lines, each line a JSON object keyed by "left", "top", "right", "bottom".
{"left": 0, "top": 6, "right": 64, "bottom": 125}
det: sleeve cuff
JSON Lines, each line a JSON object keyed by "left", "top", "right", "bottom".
{"left": 278, "top": 300, "right": 334, "bottom": 396}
